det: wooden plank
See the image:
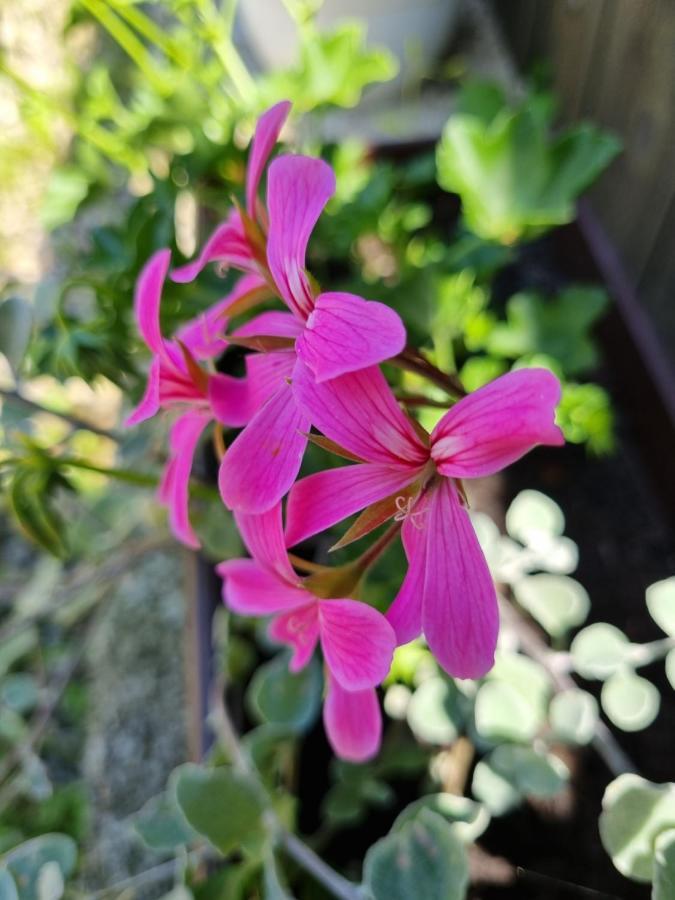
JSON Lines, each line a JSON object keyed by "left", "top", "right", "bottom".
{"left": 585, "top": 0, "right": 675, "bottom": 279}
{"left": 549, "top": 0, "right": 606, "bottom": 119}
{"left": 637, "top": 194, "right": 675, "bottom": 350}
{"left": 493, "top": 0, "right": 540, "bottom": 67}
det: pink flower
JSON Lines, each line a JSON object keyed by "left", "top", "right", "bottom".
{"left": 217, "top": 503, "right": 394, "bottom": 761}
{"left": 171, "top": 100, "right": 292, "bottom": 284}
{"left": 216, "top": 154, "right": 406, "bottom": 514}
{"left": 285, "top": 363, "right": 564, "bottom": 679}
{"left": 125, "top": 249, "right": 270, "bottom": 547}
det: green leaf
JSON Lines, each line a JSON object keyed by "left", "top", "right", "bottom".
{"left": 599, "top": 774, "right": 675, "bottom": 882}
{"left": 134, "top": 792, "right": 197, "bottom": 851}
{"left": 363, "top": 809, "right": 469, "bottom": 900}
{"left": 513, "top": 574, "right": 590, "bottom": 638}
{"left": 505, "top": 489, "right": 564, "bottom": 544}
{"left": 41, "top": 167, "right": 91, "bottom": 231}
{"left": 1, "top": 675, "right": 39, "bottom": 715}
{"left": 601, "top": 671, "right": 660, "bottom": 732}
{"left": 489, "top": 745, "right": 569, "bottom": 798}
{"left": 665, "top": 649, "right": 675, "bottom": 691}
{"left": 474, "top": 652, "right": 551, "bottom": 742}
{"left": 570, "top": 623, "right": 632, "bottom": 680}
{"left": 471, "top": 759, "right": 522, "bottom": 816}
{"left": 2, "top": 835, "right": 76, "bottom": 900}
{"left": 654, "top": 828, "right": 675, "bottom": 899}
{"left": 0, "top": 629, "right": 38, "bottom": 678}
{"left": 646, "top": 577, "right": 675, "bottom": 636}
{"left": 35, "top": 862, "right": 63, "bottom": 900}
{"left": 483, "top": 288, "right": 608, "bottom": 376}
{"left": 556, "top": 382, "right": 614, "bottom": 455}
{"left": 392, "top": 794, "right": 490, "bottom": 844}
{"left": 246, "top": 654, "right": 321, "bottom": 733}
{"left": 173, "top": 764, "right": 267, "bottom": 857}
{"left": 8, "top": 470, "right": 69, "bottom": 560}
{"left": 406, "top": 677, "right": 463, "bottom": 745}
{"left": 0, "top": 298, "right": 32, "bottom": 376}
{"left": 0, "top": 870, "right": 18, "bottom": 900}
{"left": 549, "top": 689, "right": 598, "bottom": 745}
{"left": 436, "top": 90, "right": 619, "bottom": 245}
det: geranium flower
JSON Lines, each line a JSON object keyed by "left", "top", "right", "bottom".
{"left": 171, "top": 100, "right": 292, "bottom": 284}
{"left": 217, "top": 154, "right": 406, "bottom": 513}
{"left": 285, "top": 363, "right": 564, "bottom": 678}
{"left": 217, "top": 503, "right": 394, "bottom": 761}
{"left": 125, "top": 249, "right": 271, "bottom": 547}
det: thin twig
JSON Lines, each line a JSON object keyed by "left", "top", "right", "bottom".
{"left": 89, "top": 848, "right": 211, "bottom": 899}
{"left": 0, "top": 388, "right": 122, "bottom": 441}
{"left": 209, "top": 674, "right": 363, "bottom": 900}
{"left": 392, "top": 347, "right": 467, "bottom": 398}
{"left": 499, "top": 598, "right": 637, "bottom": 776}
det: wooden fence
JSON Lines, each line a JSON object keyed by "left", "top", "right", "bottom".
{"left": 493, "top": 0, "right": 675, "bottom": 358}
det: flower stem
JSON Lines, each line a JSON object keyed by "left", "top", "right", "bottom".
{"left": 352, "top": 521, "right": 402, "bottom": 577}
{"left": 392, "top": 346, "right": 467, "bottom": 398}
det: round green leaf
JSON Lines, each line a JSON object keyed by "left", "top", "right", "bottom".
{"left": 646, "top": 578, "right": 675, "bottom": 637}
{"left": 1, "top": 675, "right": 39, "bottom": 715}
{"left": 474, "top": 681, "right": 541, "bottom": 742}
{"left": 490, "top": 745, "right": 569, "bottom": 798}
{"left": 471, "top": 760, "right": 521, "bottom": 817}
{"left": 514, "top": 574, "right": 589, "bottom": 638}
{"left": 0, "top": 870, "right": 18, "bottom": 900}
{"left": 2, "top": 835, "right": 76, "bottom": 900}
{"left": 363, "top": 809, "right": 469, "bottom": 900}
{"left": 549, "top": 689, "right": 598, "bottom": 745}
{"left": 665, "top": 649, "right": 675, "bottom": 691}
{"left": 173, "top": 764, "right": 267, "bottom": 856}
{"left": 654, "top": 827, "right": 675, "bottom": 900}
{"left": 505, "top": 490, "right": 564, "bottom": 545}
{"left": 392, "top": 794, "right": 490, "bottom": 844}
{"left": 601, "top": 671, "right": 660, "bottom": 732}
{"left": 599, "top": 774, "right": 675, "bottom": 882}
{"left": 36, "top": 861, "right": 64, "bottom": 900}
{"left": 570, "top": 623, "right": 632, "bottom": 680}
{"left": 406, "top": 677, "right": 463, "bottom": 745}
{"left": 474, "top": 653, "right": 551, "bottom": 743}
{"left": 134, "top": 792, "right": 197, "bottom": 851}
{"left": 246, "top": 654, "right": 321, "bottom": 733}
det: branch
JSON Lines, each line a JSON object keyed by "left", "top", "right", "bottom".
{"left": 499, "top": 598, "right": 637, "bottom": 776}
{"left": 392, "top": 347, "right": 467, "bottom": 398}
{"left": 209, "top": 675, "right": 363, "bottom": 900}
{"left": 0, "top": 388, "right": 122, "bottom": 441}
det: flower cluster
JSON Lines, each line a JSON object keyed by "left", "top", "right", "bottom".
{"left": 127, "top": 102, "right": 564, "bottom": 761}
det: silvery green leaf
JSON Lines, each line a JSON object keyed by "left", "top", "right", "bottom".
{"left": 570, "top": 623, "right": 632, "bottom": 680}
{"left": 514, "top": 574, "right": 589, "bottom": 638}
{"left": 549, "top": 689, "right": 598, "bottom": 745}
{"left": 601, "top": 671, "right": 660, "bottom": 732}
{"left": 646, "top": 577, "right": 675, "bottom": 637}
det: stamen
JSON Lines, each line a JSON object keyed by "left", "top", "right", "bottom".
{"left": 393, "top": 495, "right": 427, "bottom": 530}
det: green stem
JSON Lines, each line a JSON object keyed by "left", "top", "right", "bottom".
{"left": 0, "top": 388, "right": 121, "bottom": 441}
{"left": 105, "top": 0, "right": 188, "bottom": 67}
{"left": 78, "top": 0, "right": 169, "bottom": 95}
{"left": 58, "top": 456, "right": 218, "bottom": 501}
{"left": 392, "top": 346, "right": 466, "bottom": 398}
{"left": 193, "top": 0, "right": 256, "bottom": 103}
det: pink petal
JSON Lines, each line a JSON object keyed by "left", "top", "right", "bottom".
{"left": 292, "top": 360, "right": 429, "bottom": 466}
{"left": 207, "top": 372, "right": 255, "bottom": 428}
{"left": 430, "top": 368, "right": 564, "bottom": 478}
{"left": 159, "top": 411, "right": 211, "bottom": 549}
{"left": 296, "top": 292, "right": 406, "bottom": 382}
{"left": 422, "top": 479, "right": 499, "bottom": 679}
{"left": 319, "top": 599, "right": 395, "bottom": 691}
{"left": 386, "top": 511, "right": 426, "bottom": 645}
{"left": 234, "top": 504, "right": 298, "bottom": 583}
{"left": 266, "top": 155, "right": 336, "bottom": 320}
{"left": 233, "top": 310, "right": 304, "bottom": 340}
{"left": 125, "top": 356, "right": 161, "bottom": 426}
{"left": 323, "top": 673, "right": 382, "bottom": 762}
{"left": 268, "top": 602, "right": 320, "bottom": 672}
{"left": 217, "top": 559, "right": 308, "bottom": 615}
{"left": 245, "top": 349, "right": 296, "bottom": 411}
{"left": 176, "top": 273, "right": 268, "bottom": 359}
{"left": 285, "top": 462, "right": 421, "bottom": 548}
{"left": 246, "top": 100, "right": 292, "bottom": 217}
{"left": 218, "top": 381, "right": 309, "bottom": 512}
{"left": 171, "top": 209, "right": 255, "bottom": 284}
{"left": 134, "top": 249, "right": 170, "bottom": 353}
